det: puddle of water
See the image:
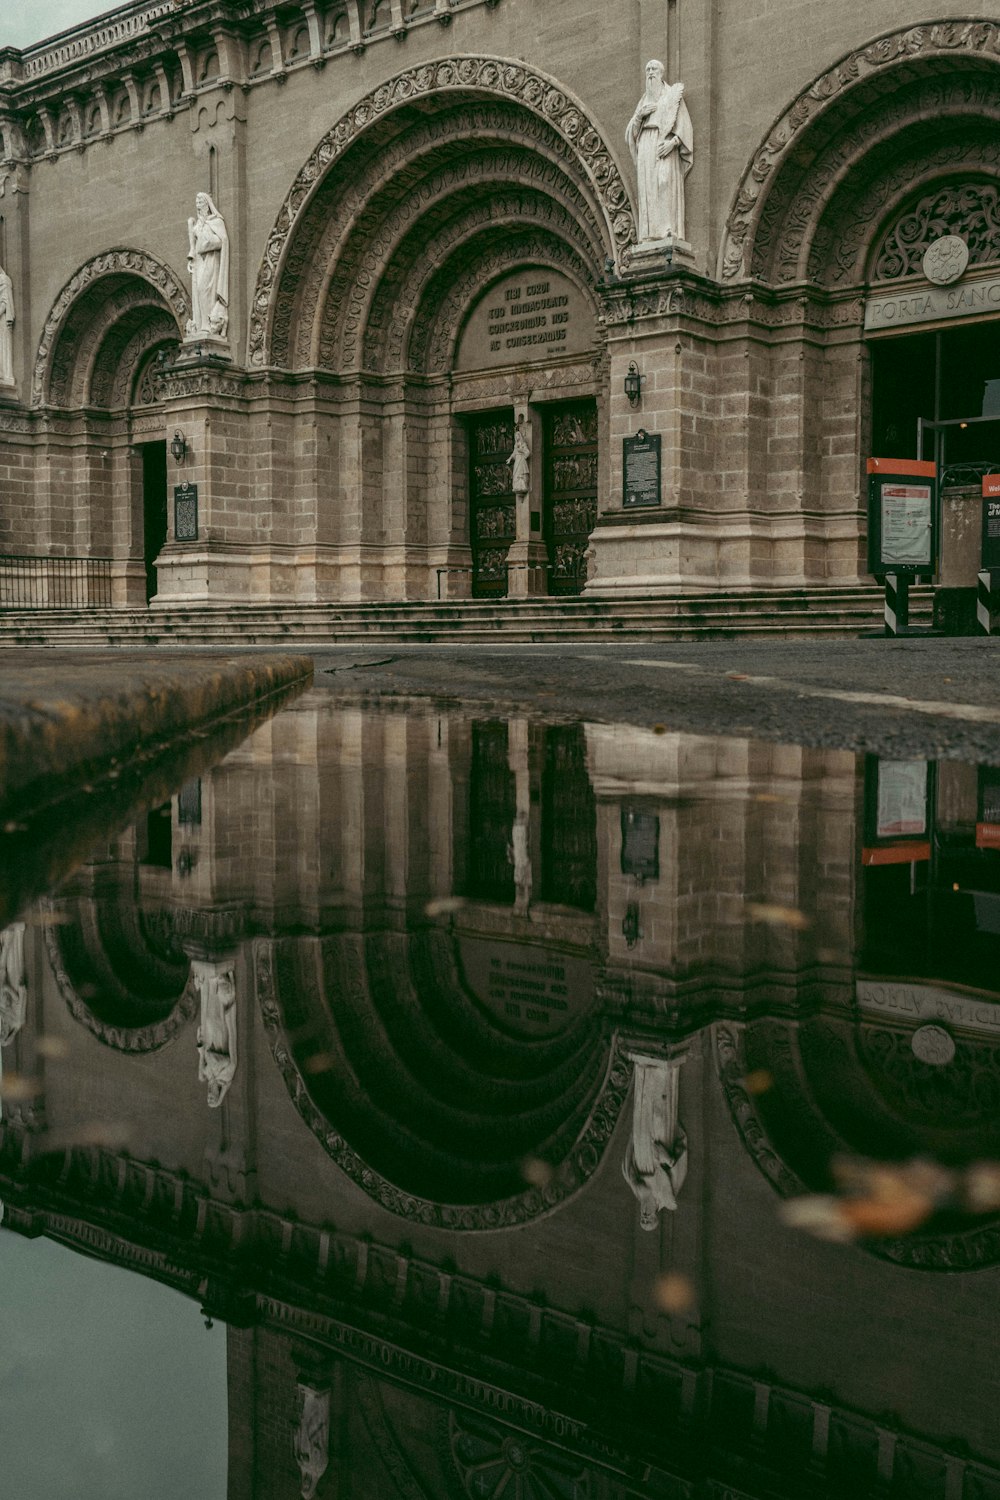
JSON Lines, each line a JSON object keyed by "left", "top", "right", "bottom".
{"left": 3, "top": 688, "right": 1000, "bottom": 1498}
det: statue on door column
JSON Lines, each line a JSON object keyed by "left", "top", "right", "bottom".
{"left": 0, "top": 263, "right": 15, "bottom": 387}
{"left": 626, "top": 60, "right": 694, "bottom": 245}
{"left": 193, "top": 959, "right": 237, "bottom": 1108}
{"left": 508, "top": 417, "right": 531, "bottom": 494}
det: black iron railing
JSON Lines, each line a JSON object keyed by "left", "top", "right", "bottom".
{"left": 0, "top": 555, "right": 113, "bottom": 609}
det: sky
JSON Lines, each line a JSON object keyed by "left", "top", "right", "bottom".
{"left": 1, "top": 2, "right": 122, "bottom": 50}
{"left": 0, "top": 1229, "right": 228, "bottom": 1499}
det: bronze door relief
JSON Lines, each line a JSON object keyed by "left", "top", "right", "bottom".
{"left": 468, "top": 411, "right": 515, "bottom": 599}
{"left": 544, "top": 402, "right": 598, "bottom": 596}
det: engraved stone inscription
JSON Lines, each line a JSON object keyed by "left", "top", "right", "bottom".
{"left": 456, "top": 270, "right": 595, "bottom": 371}
{"left": 866, "top": 273, "right": 1000, "bottom": 332}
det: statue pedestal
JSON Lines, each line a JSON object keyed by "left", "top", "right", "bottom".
{"left": 627, "top": 237, "right": 696, "bottom": 274}
{"left": 177, "top": 335, "right": 232, "bottom": 364}
{"left": 506, "top": 538, "right": 548, "bottom": 597}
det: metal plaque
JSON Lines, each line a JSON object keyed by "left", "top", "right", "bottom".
{"left": 623, "top": 430, "right": 661, "bottom": 509}
{"left": 174, "top": 482, "right": 198, "bottom": 543}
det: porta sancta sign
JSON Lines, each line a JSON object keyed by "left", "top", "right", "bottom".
{"left": 865, "top": 273, "right": 1000, "bottom": 333}
{"left": 456, "top": 270, "right": 595, "bottom": 371}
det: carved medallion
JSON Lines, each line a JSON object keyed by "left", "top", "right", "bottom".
{"left": 922, "top": 234, "right": 970, "bottom": 286}
{"left": 450, "top": 1412, "right": 590, "bottom": 1499}
{"left": 911, "top": 1024, "right": 956, "bottom": 1066}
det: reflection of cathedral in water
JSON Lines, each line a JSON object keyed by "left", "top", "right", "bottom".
{"left": 3, "top": 696, "right": 1000, "bottom": 1498}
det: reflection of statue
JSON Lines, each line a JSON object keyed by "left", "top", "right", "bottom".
{"left": 625, "top": 61, "right": 694, "bottom": 244}
{"left": 622, "top": 1054, "right": 687, "bottom": 1230}
{"left": 0, "top": 923, "right": 27, "bottom": 1046}
{"left": 194, "top": 960, "right": 237, "bottom": 1108}
{"left": 0, "top": 263, "right": 14, "bottom": 387}
{"left": 507, "top": 420, "right": 531, "bottom": 494}
{"left": 186, "top": 192, "right": 230, "bottom": 340}
{"left": 295, "top": 1385, "right": 330, "bottom": 1500}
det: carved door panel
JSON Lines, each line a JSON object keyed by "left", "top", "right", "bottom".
{"left": 468, "top": 411, "right": 515, "bottom": 599}
{"left": 544, "top": 401, "right": 598, "bottom": 596}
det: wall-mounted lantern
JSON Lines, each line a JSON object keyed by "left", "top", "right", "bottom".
{"left": 624, "top": 362, "right": 642, "bottom": 408}
{"left": 170, "top": 430, "right": 187, "bottom": 465}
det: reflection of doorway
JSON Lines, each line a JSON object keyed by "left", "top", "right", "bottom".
{"left": 140, "top": 441, "right": 167, "bottom": 603}
{"left": 543, "top": 401, "right": 598, "bottom": 596}
{"left": 871, "top": 322, "right": 1000, "bottom": 470}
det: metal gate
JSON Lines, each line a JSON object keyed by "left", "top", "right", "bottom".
{"left": 544, "top": 401, "right": 598, "bottom": 596}
{"left": 468, "top": 411, "right": 515, "bottom": 599}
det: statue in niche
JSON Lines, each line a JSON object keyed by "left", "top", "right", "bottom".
{"left": 0, "top": 263, "right": 14, "bottom": 387}
{"left": 193, "top": 960, "right": 237, "bottom": 1108}
{"left": 625, "top": 60, "right": 694, "bottom": 245}
{"left": 507, "top": 418, "right": 531, "bottom": 494}
{"left": 186, "top": 192, "right": 230, "bottom": 340}
{"left": 0, "top": 923, "right": 26, "bottom": 1046}
{"left": 622, "top": 1054, "right": 688, "bottom": 1230}
{"left": 295, "top": 1385, "right": 331, "bottom": 1500}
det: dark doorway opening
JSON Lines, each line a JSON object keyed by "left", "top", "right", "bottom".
{"left": 140, "top": 440, "right": 168, "bottom": 603}
{"left": 871, "top": 322, "right": 1000, "bottom": 473}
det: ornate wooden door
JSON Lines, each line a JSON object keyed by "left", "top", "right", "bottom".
{"left": 544, "top": 401, "right": 598, "bottom": 596}
{"left": 468, "top": 411, "right": 515, "bottom": 598}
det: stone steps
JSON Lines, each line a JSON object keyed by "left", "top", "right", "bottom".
{"left": 0, "top": 586, "right": 935, "bottom": 648}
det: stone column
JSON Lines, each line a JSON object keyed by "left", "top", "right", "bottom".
{"left": 505, "top": 400, "right": 548, "bottom": 597}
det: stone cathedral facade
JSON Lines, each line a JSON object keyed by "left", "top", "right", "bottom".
{"left": 2, "top": 1, "right": 1000, "bottom": 606}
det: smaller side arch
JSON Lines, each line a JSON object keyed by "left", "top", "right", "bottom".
{"left": 32, "top": 248, "right": 189, "bottom": 408}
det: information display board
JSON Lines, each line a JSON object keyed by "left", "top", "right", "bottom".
{"left": 982, "top": 473, "right": 1000, "bottom": 573}
{"left": 174, "top": 482, "right": 198, "bottom": 542}
{"left": 866, "top": 457, "right": 936, "bottom": 575}
{"left": 623, "top": 430, "right": 661, "bottom": 509}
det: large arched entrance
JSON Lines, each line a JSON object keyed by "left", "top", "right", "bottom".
{"left": 33, "top": 250, "right": 186, "bottom": 604}
{"left": 252, "top": 58, "right": 628, "bottom": 601}
{"left": 717, "top": 24, "right": 1000, "bottom": 587}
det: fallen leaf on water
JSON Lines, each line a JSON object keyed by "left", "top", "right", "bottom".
{"left": 0, "top": 1073, "right": 40, "bottom": 1102}
{"left": 652, "top": 724, "right": 668, "bottom": 735}
{"left": 521, "top": 1156, "right": 554, "bottom": 1190}
{"left": 303, "top": 1051, "right": 336, "bottom": 1076}
{"left": 36, "top": 1036, "right": 70, "bottom": 1060}
{"left": 742, "top": 1069, "right": 773, "bottom": 1096}
{"left": 653, "top": 1272, "right": 696, "bottom": 1315}
{"left": 746, "top": 902, "right": 811, "bottom": 931}
{"left": 424, "top": 897, "right": 466, "bottom": 918}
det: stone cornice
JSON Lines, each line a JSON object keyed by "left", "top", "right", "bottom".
{"left": 0, "top": 0, "right": 504, "bottom": 160}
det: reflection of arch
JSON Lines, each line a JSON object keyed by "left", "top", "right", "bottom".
{"left": 44, "top": 899, "right": 196, "bottom": 1054}
{"left": 32, "top": 248, "right": 188, "bottom": 407}
{"left": 250, "top": 57, "right": 632, "bottom": 370}
{"left": 716, "top": 1019, "right": 1000, "bottom": 1271}
{"left": 256, "top": 934, "right": 630, "bottom": 1229}
{"left": 719, "top": 22, "right": 1000, "bottom": 285}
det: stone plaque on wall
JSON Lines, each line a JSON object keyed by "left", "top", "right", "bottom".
{"left": 456, "top": 269, "right": 595, "bottom": 371}
{"left": 623, "top": 430, "right": 661, "bottom": 508}
{"left": 174, "top": 483, "right": 198, "bottom": 542}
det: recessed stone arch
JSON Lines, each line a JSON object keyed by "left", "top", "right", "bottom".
{"left": 255, "top": 932, "right": 630, "bottom": 1230}
{"left": 719, "top": 20, "right": 1000, "bottom": 286}
{"left": 33, "top": 248, "right": 188, "bottom": 408}
{"left": 44, "top": 899, "right": 197, "bottom": 1055}
{"left": 250, "top": 56, "right": 633, "bottom": 369}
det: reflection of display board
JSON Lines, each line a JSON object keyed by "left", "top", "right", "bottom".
{"left": 862, "top": 754, "right": 933, "bottom": 864}
{"left": 866, "top": 458, "right": 935, "bottom": 574}
{"left": 876, "top": 760, "right": 928, "bottom": 837}
{"left": 982, "top": 475, "right": 1000, "bottom": 573}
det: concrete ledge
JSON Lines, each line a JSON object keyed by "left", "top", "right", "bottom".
{"left": 0, "top": 651, "right": 313, "bottom": 819}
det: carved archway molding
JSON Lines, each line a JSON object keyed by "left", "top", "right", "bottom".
{"left": 254, "top": 936, "right": 631, "bottom": 1231}
{"left": 714, "top": 1020, "right": 1000, "bottom": 1272}
{"left": 32, "top": 247, "right": 189, "bottom": 407}
{"left": 43, "top": 908, "right": 198, "bottom": 1055}
{"left": 719, "top": 20, "right": 1000, "bottom": 284}
{"left": 250, "top": 55, "right": 634, "bottom": 369}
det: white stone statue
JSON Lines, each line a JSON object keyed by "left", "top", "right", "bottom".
{"left": 295, "top": 1384, "right": 331, "bottom": 1500}
{"left": 622, "top": 1053, "right": 688, "bottom": 1230}
{"left": 186, "top": 192, "right": 230, "bottom": 341}
{"left": 0, "top": 923, "right": 27, "bottom": 1047}
{"left": 508, "top": 419, "right": 531, "bottom": 494}
{"left": 193, "top": 959, "right": 237, "bottom": 1108}
{"left": 626, "top": 61, "right": 694, "bottom": 246}
{"left": 0, "top": 263, "right": 15, "bottom": 387}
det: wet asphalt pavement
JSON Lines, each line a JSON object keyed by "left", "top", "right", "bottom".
{"left": 311, "top": 637, "right": 1000, "bottom": 763}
